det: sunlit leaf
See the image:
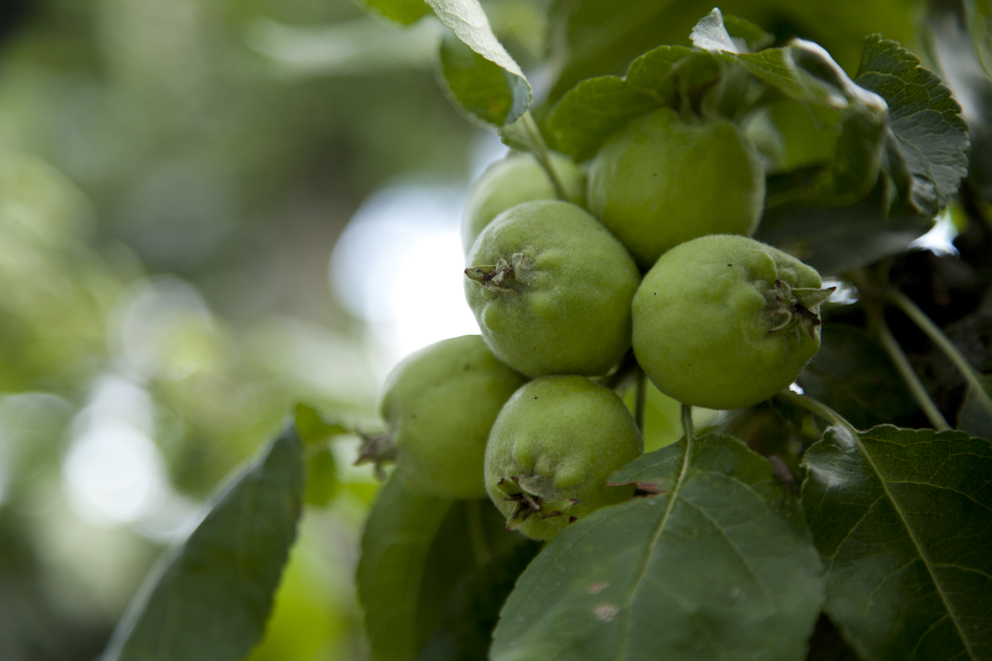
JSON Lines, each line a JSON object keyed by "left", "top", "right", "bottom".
{"left": 802, "top": 425, "right": 992, "bottom": 660}
{"left": 101, "top": 426, "right": 306, "bottom": 661}
{"left": 429, "top": 0, "right": 531, "bottom": 126}
{"left": 490, "top": 434, "right": 824, "bottom": 661}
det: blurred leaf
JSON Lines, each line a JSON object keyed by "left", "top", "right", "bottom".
{"left": 797, "top": 324, "right": 919, "bottom": 429}
{"left": 956, "top": 374, "right": 992, "bottom": 441}
{"left": 352, "top": 0, "right": 432, "bottom": 26}
{"left": 358, "top": 477, "right": 539, "bottom": 661}
{"left": 801, "top": 425, "right": 992, "bottom": 660}
{"left": 855, "top": 36, "right": 971, "bottom": 217}
{"left": 292, "top": 402, "right": 349, "bottom": 444}
{"left": 303, "top": 448, "right": 339, "bottom": 507}
{"left": 247, "top": 18, "right": 440, "bottom": 76}
{"left": 722, "top": 14, "right": 774, "bottom": 52}
{"left": 490, "top": 434, "right": 824, "bottom": 661}
{"left": 293, "top": 404, "right": 348, "bottom": 507}
{"left": 430, "top": 0, "right": 532, "bottom": 127}
{"left": 964, "top": 0, "right": 992, "bottom": 80}
{"left": 101, "top": 426, "right": 306, "bottom": 661}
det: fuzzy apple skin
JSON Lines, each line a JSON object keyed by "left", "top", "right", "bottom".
{"left": 379, "top": 335, "right": 527, "bottom": 499}
{"left": 464, "top": 200, "right": 640, "bottom": 378}
{"left": 484, "top": 376, "right": 642, "bottom": 541}
{"left": 463, "top": 152, "right": 586, "bottom": 254}
{"left": 632, "top": 234, "right": 828, "bottom": 410}
{"left": 587, "top": 107, "right": 766, "bottom": 269}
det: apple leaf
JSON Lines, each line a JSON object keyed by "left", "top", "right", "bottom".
{"left": 855, "top": 36, "right": 971, "bottom": 217}
{"left": 357, "top": 477, "right": 539, "bottom": 661}
{"left": 490, "top": 434, "right": 824, "bottom": 661}
{"left": 802, "top": 425, "right": 992, "bottom": 660}
{"left": 796, "top": 324, "right": 919, "bottom": 430}
{"left": 429, "top": 0, "right": 531, "bottom": 127}
{"left": 546, "top": 46, "right": 720, "bottom": 161}
{"left": 100, "top": 425, "right": 306, "bottom": 661}
{"left": 755, "top": 180, "right": 931, "bottom": 275}
{"left": 547, "top": 6, "right": 892, "bottom": 206}
{"left": 351, "top": 0, "right": 432, "bottom": 26}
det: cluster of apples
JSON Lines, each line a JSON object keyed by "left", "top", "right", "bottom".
{"left": 361, "top": 108, "right": 831, "bottom": 540}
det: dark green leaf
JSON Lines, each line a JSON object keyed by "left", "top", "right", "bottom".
{"left": 357, "top": 477, "right": 538, "bottom": 661}
{"left": 855, "top": 36, "right": 971, "bottom": 216}
{"left": 755, "top": 181, "right": 931, "bottom": 274}
{"left": 101, "top": 426, "right": 306, "bottom": 661}
{"left": 957, "top": 375, "right": 992, "bottom": 441}
{"left": 797, "top": 324, "right": 919, "bottom": 430}
{"left": 490, "top": 434, "right": 824, "bottom": 661}
{"left": 292, "top": 404, "right": 345, "bottom": 507}
{"left": 429, "top": 0, "right": 531, "bottom": 127}
{"left": 351, "top": 0, "right": 431, "bottom": 26}
{"left": 802, "top": 425, "right": 992, "bottom": 660}
{"left": 416, "top": 501, "right": 540, "bottom": 661}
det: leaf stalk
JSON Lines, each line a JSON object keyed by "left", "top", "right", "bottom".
{"left": 521, "top": 110, "right": 571, "bottom": 203}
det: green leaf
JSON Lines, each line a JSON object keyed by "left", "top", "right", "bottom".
{"left": 303, "top": 447, "right": 339, "bottom": 507}
{"left": 351, "top": 0, "right": 431, "bottom": 26}
{"left": 802, "top": 425, "right": 992, "bottom": 660}
{"left": 490, "top": 434, "right": 824, "bottom": 661}
{"left": 755, "top": 180, "right": 931, "bottom": 274}
{"left": 101, "top": 426, "right": 306, "bottom": 661}
{"left": 546, "top": 46, "right": 719, "bottom": 160}
{"left": 544, "top": 0, "right": 922, "bottom": 106}
{"left": 797, "top": 324, "right": 920, "bottom": 430}
{"left": 293, "top": 402, "right": 348, "bottom": 444}
{"left": 291, "top": 404, "right": 346, "bottom": 507}
{"left": 429, "top": 0, "right": 531, "bottom": 127}
{"left": 957, "top": 374, "right": 992, "bottom": 442}
{"left": 689, "top": 8, "right": 740, "bottom": 54}
{"left": 357, "top": 477, "right": 539, "bottom": 661}
{"left": 855, "top": 35, "right": 971, "bottom": 217}
{"left": 722, "top": 14, "right": 774, "bottom": 52}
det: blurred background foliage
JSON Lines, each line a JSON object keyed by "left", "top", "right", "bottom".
{"left": 0, "top": 0, "right": 987, "bottom": 660}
